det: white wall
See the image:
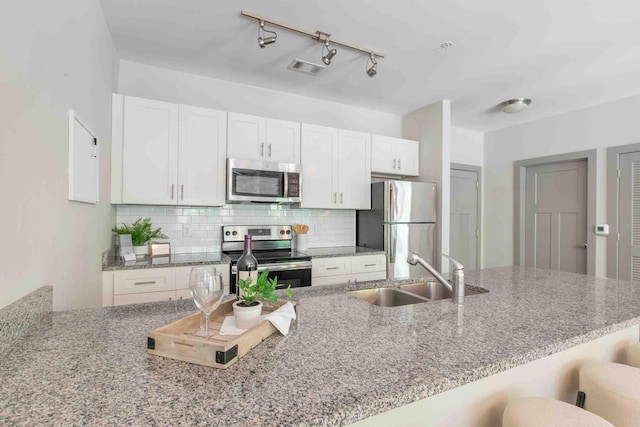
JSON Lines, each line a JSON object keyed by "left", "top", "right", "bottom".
{"left": 117, "top": 60, "right": 402, "bottom": 137}
{"left": 0, "top": 0, "right": 118, "bottom": 310}
{"left": 451, "top": 126, "right": 484, "bottom": 166}
{"left": 403, "top": 100, "right": 451, "bottom": 271}
{"left": 484, "top": 94, "right": 640, "bottom": 275}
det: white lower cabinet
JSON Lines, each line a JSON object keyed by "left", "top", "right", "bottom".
{"left": 311, "top": 254, "right": 386, "bottom": 286}
{"left": 102, "top": 263, "right": 230, "bottom": 307}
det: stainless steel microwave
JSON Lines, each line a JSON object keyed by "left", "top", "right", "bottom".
{"left": 226, "top": 158, "right": 302, "bottom": 203}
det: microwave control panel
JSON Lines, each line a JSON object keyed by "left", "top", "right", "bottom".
{"left": 287, "top": 174, "right": 300, "bottom": 197}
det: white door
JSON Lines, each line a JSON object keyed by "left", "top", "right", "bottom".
{"left": 122, "top": 96, "right": 179, "bottom": 204}
{"left": 227, "top": 112, "right": 265, "bottom": 161}
{"left": 618, "top": 152, "right": 640, "bottom": 281}
{"left": 265, "top": 119, "right": 300, "bottom": 163}
{"left": 337, "top": 129, "right": 371, "bottom": 209}
{"left": 177, "top": 106, "right": 227, "bottom": 206}
{"left": 395, "top": 138, "right": 419, "bottom": 176}
{"left": 300, "top": 124, "right": 338, "bottom": 208}
{"left": 450, "top": 168, "right": 479, "bottom": 271}
{"left": 524, "top": 160, "right": 587, "bottom": 273}
{"left": 371, "top": 135, "right": 396, "bottom": 174}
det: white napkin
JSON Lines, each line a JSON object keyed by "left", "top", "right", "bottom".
{"left": 219, "top": 302, "right": 297, "bottom": 336}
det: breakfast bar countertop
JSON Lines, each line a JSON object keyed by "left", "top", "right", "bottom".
{"left": 2, "top": 266, "right": 640, "bottom": 426}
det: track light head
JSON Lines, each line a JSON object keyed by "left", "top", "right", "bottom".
{"left": 258, "top": 36, "right": 277, "bottom": 48}
{"left": 322, "top": 41, "right": 337, "bottom": 65}
{"left": 366, "top": 54, "right": 378, "bottom": 77}
{"left": 257, "top": 20, "right": 277, "bottom": 48}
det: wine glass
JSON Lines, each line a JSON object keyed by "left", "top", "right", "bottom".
{"left": 189, "top": 266, "right": 224, "bottom": 339}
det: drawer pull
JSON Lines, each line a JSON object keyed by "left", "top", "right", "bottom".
{"left": 363, "top": 263, "right": 377, "bottom": 267}
{"left": 134, "top": 281, "right": 156, "bottom": 285}
{"left": 325, "top": 266, "right": 341, "bottom": 270}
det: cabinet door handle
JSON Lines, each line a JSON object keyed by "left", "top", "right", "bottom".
{"left": 398, "top": 159, "right": 401, "bottom": 170}
{"left": 333, "top": 192, "right": 337, "bottom": 204}
{"left": 325, "top": 266, "right": 340, "bottom": 270}
{"left": 171, "top": 184, "right": 174, "bottom": 200}
{"left": 363, "top": 263, "right": 376, "bottom": 267}
{"left": 268, "top": 143, "right": 272, "bottom": 158}
{"left": 181, "top": 184, "right": 184, "bottom": 200}
{"left": 340, "top": 192, "right": 343, "bottom": 204}
{"left": 260, "top": 142, "right": 264, "bottom": 156}
{"left": 134, "top": 281, "right": 156, "bottom": 285}
{"left": 393, "top": 158, "right": 397, "bottom": 169}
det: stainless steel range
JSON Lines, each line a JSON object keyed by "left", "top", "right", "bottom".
{"left": 222, "top": 225, "right": 312, "bottom": 294}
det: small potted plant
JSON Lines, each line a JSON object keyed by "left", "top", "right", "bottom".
{"left": 112, "top": 217, "right": 167, "bottom": 259}
{"left": 233, "top": 270, "right": 291, "bottom": 329}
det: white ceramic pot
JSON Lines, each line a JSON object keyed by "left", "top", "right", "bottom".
{"left": 133, "top": 245, "right": 149, "bottom": 259}
{"left": 232, "top": 300, "right": 263, "bottom": 329}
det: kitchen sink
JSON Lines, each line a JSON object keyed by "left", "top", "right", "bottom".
{"left": 349, "top": 281, "right": 488, "bottom": 306}
{"left": 348, "top": 288, "right": 429, "bottom": 307}
{"left": 399, "top": 282, "right": 481, "bottom": 301}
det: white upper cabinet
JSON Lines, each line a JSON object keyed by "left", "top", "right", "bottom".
{"left": 300, "top": 124, "right": 338, "bottom": 208}
{"left": 336, "top": 129, "right": 371, "bottom": 209}
{"left": 301, "top": 124, "right": 371, "bottom": 209}
{"left": 115, "top": 95, "right": 227, "bottom": 206}
{"left": 178, "top": 106, "right": 227, "bottom": 206}
{"left": 122, "top": 96, "right": 179, "bottom": 205}
{"left": 371, "top": 135, "right": 419, "bottom": 176}
{"left": 227, "top": 113, "right": 300, "bottom": 163}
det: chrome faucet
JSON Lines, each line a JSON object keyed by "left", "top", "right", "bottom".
{"left": 407, "top": 252, "right": 465, "bottom": 304}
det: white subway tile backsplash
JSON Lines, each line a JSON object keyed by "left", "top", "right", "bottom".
{"left": 116, "top": 204, "right": 356, "bottom": 253}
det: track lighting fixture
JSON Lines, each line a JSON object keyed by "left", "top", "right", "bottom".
{"left": 366, "top": 54, "right": 377, "bottom": 77}
{"left": 241, "top": 10, "right": 384, "bottom": 77}
{"left": 257, "top": 20, "right": 277, "bottom": 48}
{"left": 322, "top": 40, "right": 337, "bottom": 65}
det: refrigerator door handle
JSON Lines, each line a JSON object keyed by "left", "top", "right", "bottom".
{"left": 389, "top": 182, "right": 396, "bottom": 223}
{"left": 390, "top": 225, "right": 396, "bottom": 264}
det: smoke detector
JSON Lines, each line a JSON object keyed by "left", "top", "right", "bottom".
{"left": 287, "top": 59, "right": 326, "bottom": 76}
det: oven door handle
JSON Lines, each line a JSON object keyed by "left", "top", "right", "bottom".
{"left": 232, "top": 261, "right": 312, "bottom": 274}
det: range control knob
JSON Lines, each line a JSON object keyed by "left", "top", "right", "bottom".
{"left": 225, "top": 231, "right": 230, "bottom": 236}
{"left": 285, "top": 230, "right": 291, "bottom": 235}
{"left": 280, "top": 230, "right": 285, "bottom": 235}
{"left": 232, "top": 231, "right": 238, "bottom": 236}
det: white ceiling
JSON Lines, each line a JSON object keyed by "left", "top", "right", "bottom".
{"left": 99, "top": 0, "right": 640, "bottom": 132}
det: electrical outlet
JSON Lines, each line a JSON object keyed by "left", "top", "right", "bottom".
{"left": 183, "top": 225, "right": 192, "bottom": 237}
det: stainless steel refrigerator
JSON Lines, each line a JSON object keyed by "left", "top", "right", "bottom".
{"left": 357, "top": 180, "right": 437, "bottom": 279}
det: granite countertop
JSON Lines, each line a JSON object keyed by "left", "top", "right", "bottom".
{"left": 103, "top": 247, "right": 383, "bottom": 271}
{"left": 4, "top": 266, "right": 640, "bottom": 426}
{"left": 103, "top": 252, "right": 231, "bottom": 271}
{"left": 299, "top": 246, "right": 385, "bottom": 258}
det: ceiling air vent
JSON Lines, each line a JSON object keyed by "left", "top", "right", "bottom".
{"left": 287, "top": 59, "right": 325, "bottom": 76}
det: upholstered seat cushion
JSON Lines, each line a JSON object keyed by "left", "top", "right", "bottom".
{"left": 580, "top": 362, "right": 640, "bottom": 427}
{"left": 629, "top": 342, "right": 640, "bottom": 369}
{"left": 503, "top": 396, "right": 613, "bottom": 427}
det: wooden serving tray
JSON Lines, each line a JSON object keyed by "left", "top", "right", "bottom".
{"left": 147, "top": 299, "right": 293, "bottom": 369}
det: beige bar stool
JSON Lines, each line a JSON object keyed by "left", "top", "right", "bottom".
{"left": 578, "top": 362, "right": 640, "bottom": 427}
{"left": 629, "top": 342, "right": 640, "bottom": 368}
{"left": 503, "top": 397, "right": 613, "bottom": 427}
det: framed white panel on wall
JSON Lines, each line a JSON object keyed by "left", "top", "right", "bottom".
{"left": 68, "top": 110, "right": 99, "bottom": 203}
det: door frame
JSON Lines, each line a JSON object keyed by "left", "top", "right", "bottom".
{"left": 451, "top": 163, "right": 482, "bottom": 270}
{"left": 606, "top": 142, "right": 640, "bottom": 279}
{"left": 513, "top": 150, "right": 597, "bottom": 275}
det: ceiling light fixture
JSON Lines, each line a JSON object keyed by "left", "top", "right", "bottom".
{"left": 498, "top": 98, "right": 532, "bottom": 114}
{"left": 241, "top": 10, "right": 383, "bottom": 77}
{"left": 322, "top": 40, "right": 337, "bottom": 65}
{"left": 366, "top": 54, "right": 377, "bottom": 77}
{"left": 257, "top": 20, "right": 277, "bottom": 48}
